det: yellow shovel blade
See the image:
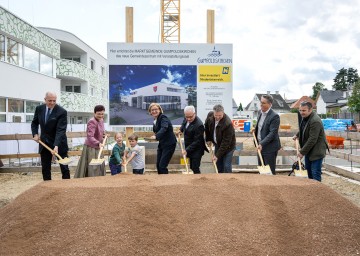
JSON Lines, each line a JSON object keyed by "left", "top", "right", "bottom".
{"left": 294, "top": 169, "right": 308, "bottom": 178}
{"left": 258, "top": 165, "right": 272, "bottom": 175}
{"left": 89, "top": 158, "right": 105, "bottom": 166}
{"left": 56, "top": 157, "right": 72, "bottom": 165}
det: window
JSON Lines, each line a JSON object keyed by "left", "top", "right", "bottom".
{"left": 64, "top": 57, "right": 80, "bottom": 63}
{"left": 26, "top": 101, "right": 41, "bottom": 113}
{"left": 40, "top": 53, "right": 53, "bottom": 76}
{"left": 101, "top": 66, "right": 105, "bottom": 76}
{"left": 0, "top": 34, "right": 4, "bottom": 61}
{"left": 26, "top": 115, "right": 33, "bottom": 123}
{"left": 90, "top": 86, "right": 94, "bottom": 96}
{"left": 24, "top": 46, "right": 39, "bottom": 72}
{"left": 90, "top": 59, "right": 95, "bottom": 70}
{"left": 0, "top": 97, "right": 6, "bottom": 112}
{"left": 8, "top": 99, "right": 24, "bottom": 113}
{"left": 77, "top": 116, "right": 83, "bottom": 124}
{"left": 7, "top": 38, "right": 23, "bottom": 66}
{"left": 0, "top": 114, "right": 6, "bottom": 122}
{"left": 65, "top": 85, "right": 81, "bottom": 93}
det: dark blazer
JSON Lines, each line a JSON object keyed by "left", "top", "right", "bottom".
{"left": 180, "top": 116, "right": 209, "bottom": 158}
{"left": 296, "top": 112, "right": 329, "bottom": 161}
{"left": 254, "top": 108, "right": 281, "bottom": 153}
{"left": 153, "top": 113, "right": 177, "bottom": 147}
{"left": 205, "top": 113, "right": 236, "bottom": 159}
{"left": 31, "top": 104, "right": 68, "bottom": 154}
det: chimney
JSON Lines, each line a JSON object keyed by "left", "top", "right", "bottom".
{"left": 267, "top": 91, "right": 270, "bottom": 95}
{"left": 275, "top": 91, "right": 279, "bottom": 95}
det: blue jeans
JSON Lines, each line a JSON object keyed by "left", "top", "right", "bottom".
{"left": 215, "top": 146, "right": 234, "bottom": 173}
{"left": 109, "top": 163, "right": 122, "bottom": 175}
{"left": 304, "top": 156, "right": 323, "bottom": 182}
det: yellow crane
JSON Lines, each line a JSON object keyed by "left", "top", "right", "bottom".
{"left": 160, "top": 0, "right": 180, "bottom": 43}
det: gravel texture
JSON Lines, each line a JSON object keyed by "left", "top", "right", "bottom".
{"left": 0, "top": 172, "right": 360, "bottom": 256}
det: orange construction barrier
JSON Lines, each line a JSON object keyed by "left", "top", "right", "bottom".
{"left": 326, "top": 136, "right": 344, "bottom": 149}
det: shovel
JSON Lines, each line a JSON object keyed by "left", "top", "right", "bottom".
{"left": 38, "top": 140, "right": 72, "bottom": 165}
{"left": 177, "top": 133, "right": 192, "bottom": 174}
{"left": 207, "top": 142, "right": 218, "bottom": 174}
{"left": 295, "top": 139, "right": 308, "bottom": 178}
{"left": 89, "top": 135, "right": 108, "bottom": 165}
{"left": 252, "top": 132, "right": 272, "bottom": 175}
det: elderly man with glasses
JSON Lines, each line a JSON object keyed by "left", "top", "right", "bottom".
{"left": 293, "top": 101, "right": 329, "bottom": 181}
{"left": 177, "top": 105, "right": 208, "bottom": 174}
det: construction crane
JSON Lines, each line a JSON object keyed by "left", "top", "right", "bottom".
{"left": 160, "top": 0, "right": 180, "bottom": 43}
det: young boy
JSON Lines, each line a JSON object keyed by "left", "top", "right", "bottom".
{"left": 125, "top": 134, "right": 145, "bottom": 174}
{"left": 109, "top": 132, "right": 126, "bottom": 175}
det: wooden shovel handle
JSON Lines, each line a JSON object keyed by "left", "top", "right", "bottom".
{"left": 208, "top": 142, "right": 218, "bottom": 174}
{"left": 38, "top": 140, "right": 62, "bottom": 160}
{"left": 295, "top": 139, "right": 303, "bottom": 171}
{"left": 177, "top": 133, "right": 189, "bottom": 173}
{"left": 97, "top": 135, "right": 108, "bottom": 160}
{"left": 252, "top": 131, "right": 265, "bottom": 166}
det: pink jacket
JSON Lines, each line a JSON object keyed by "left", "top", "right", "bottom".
{"left": 84, "top": 117, "right": 105, "bottom": 149}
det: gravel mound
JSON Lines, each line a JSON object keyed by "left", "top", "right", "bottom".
{"left": 1, "top": 174, "right": 359, "bottom": 256}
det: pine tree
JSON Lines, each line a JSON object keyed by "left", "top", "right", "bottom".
{"left": 237, "top": 102, "right": 243, "bottom": 111}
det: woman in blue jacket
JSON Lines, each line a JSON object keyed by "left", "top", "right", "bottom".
{"left": 149, "top": 103, "right": 177, "bottom": 174}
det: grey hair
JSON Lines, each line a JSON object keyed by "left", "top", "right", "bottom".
{"left": 300, "top": 101, "right": 313, "bottom": 109}
{"left": 261, "top": 94, "right": 273, "bottom": 104}
{"left": 184, "top": 105, "right": 195, "bottom": 114}
{"left": 213, "top": 104, "right": 224, "bottom": 113}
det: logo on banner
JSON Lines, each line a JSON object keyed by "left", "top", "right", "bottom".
{"left": 153, "top": 86, "right": 158, "bottom": 92}
{"left": 207, "top": 46, "right": 222, "bottom": 57}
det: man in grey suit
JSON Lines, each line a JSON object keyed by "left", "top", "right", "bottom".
{"left": 254, "top": 94, "right": 281, "bottom": 175}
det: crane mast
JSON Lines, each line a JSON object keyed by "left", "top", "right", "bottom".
{"left": 160, "top": 0, "right": 180, "bottom": 43}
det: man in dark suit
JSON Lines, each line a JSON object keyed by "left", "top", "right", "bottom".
{"left": 178, "top": 106, "right": 208, "bottom": 174}
{"left": 31, "top": 92, "right": 70, "bottom": 181}
{"left": 254, "top": 94, "right": 281, "bottom": 175}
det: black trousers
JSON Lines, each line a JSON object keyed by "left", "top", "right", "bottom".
{"left": 189, "top": 157, "right": 202, "bottom": 174}
{"left": 258, "top": 151, "right": 278, "bottom": 175}
{"left": 41, "top": 149, "right": 70, "bottom": 180}
{"left": 156, "top": 143, "right": 176, "bottom": 174}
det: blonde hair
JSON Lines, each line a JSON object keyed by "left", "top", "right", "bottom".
{"left": 148, "top": 103, "right": 163, "bottom": 114}
{"left": 114, "top": 132, "right": 123, "bottom": 140}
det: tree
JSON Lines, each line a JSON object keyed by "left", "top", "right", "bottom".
{"left": 237, "top": 102, "right": 243, "bottom": 112}
{"left": 348, "top": 80, "right": 360, "bottom": 113}
{"left": 333, "top": 67, "right": 359, "bottom": 91}
{"left": 311, "top": 82, "right": 326, "bottom": 100}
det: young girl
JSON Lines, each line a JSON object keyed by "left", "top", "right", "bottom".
{"left": 109, "top": 132, "right": 126, "bottom": 175}
{"left": 125, "top": 133, "right": 145, "bottom": 174}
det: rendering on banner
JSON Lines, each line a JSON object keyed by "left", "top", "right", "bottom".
{"left": 107, "top": 43, "right": 233, "bottom": 126}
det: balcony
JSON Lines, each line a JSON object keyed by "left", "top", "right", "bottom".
{"left": 60, "top": 91, "right": 108, "bottom": 113}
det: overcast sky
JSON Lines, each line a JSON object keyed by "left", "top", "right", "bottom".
{"left": 1, "top": 0, "right": 360, "bottom": 107}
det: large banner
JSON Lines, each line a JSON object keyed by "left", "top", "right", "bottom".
{"left": 107, "top": 43, "right": 233, "bottom": 126}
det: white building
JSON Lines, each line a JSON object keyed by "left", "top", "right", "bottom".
{"left": 0, "top": 6, "right": 108, "bottom": 155}
{"left": 123, "top": 82, "right": 188, "bottom": 111}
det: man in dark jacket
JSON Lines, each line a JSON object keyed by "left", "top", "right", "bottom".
{"left": 178, "top": 106, "right": 208, "bottom": 174}
{"left": 254, "top": 94, "right": 281, "bottom": 175}
{"left": 31, "top": 92, "right": 70, "bottom": 181}
{"left": 205, "top": 105, "right": 236, "bottom": 173}
{"left": 294, "top": 101, "right": 328, "bottom": 181}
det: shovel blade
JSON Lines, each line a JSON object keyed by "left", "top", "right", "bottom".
{"left": 258, "top": 165, "right": 272, "bottom": 175}
{"left": 56, "top": 157, "right": 72, "bottom": 165}
{"left": 295, "top": 169, "right": 308, "bottom": 178}
{"left": 89, "top": 158, "right": 105, "bottom": 166}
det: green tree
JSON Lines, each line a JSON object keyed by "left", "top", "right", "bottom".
{"left": 311, "top": 82, "right": 326, "bottom": 100}
{"left": 348, "top": 80, "right": 360, "bottom": 113}
{"left": 333, "top": 67, "right": 359, "bottom": 91}
{"left": 237, "top": 102, "right": 243, "bottom": 111}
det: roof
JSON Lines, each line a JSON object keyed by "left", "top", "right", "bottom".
{"left": 326, "top": 103, "right": 347, "bottom": 108}
{"left": 255, "top": 94, "right": 290, "bottom": 110}
{"left": 285, "top": 99, "right": 297, "bottom": 104}
{"left": 232, "top": 98, "right": 238, "bottom": 108}
{"left": 319, "top": 90, "right": 344, "bottom": 103}
{"left": 290, "top": 96, "right": 316, "bottom": 109}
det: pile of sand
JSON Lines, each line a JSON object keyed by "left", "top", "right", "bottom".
{"left": 1, "top": 174, "right": 359, "bottom": 255}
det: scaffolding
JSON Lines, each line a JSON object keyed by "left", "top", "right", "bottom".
{"left": 160, "top": 0, "right": 180, "bottom": 43}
